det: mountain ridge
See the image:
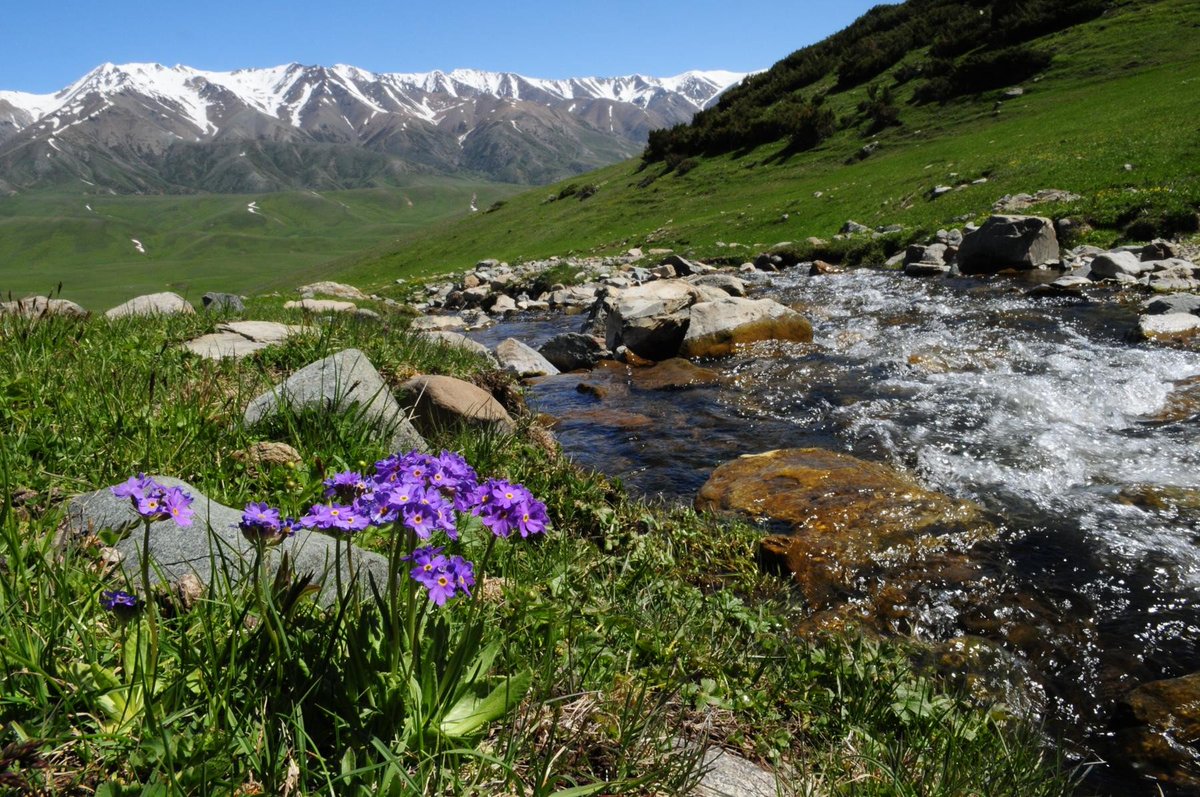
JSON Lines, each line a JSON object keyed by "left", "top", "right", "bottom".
{"left": 0, "top": 62, "right": 748, "bottom": 194}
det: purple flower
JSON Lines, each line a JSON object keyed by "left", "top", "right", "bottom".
{"left": 324, "top": 470, "right": 372, "bottom": 502}
{"left": 240, "top": 501, "right": 286, "bottom": 543}
{"left": 515, "top": 498, "right": 549, "bottom": 538}
{"left": 300, "top": 503, "right": 340, "bottom": 530}
{"left": 100, "top": 589, "right": 139, "bottom": 613}
{"left": 408, "top": 546, "right": 448, "bottom": 586}
{"left": 113, "top": 475, "right": 194, "bottom": 528}
{"left": 111, "top": 473, "right": 155, "bottom": 501}
{"left": 426, "top": 571, "right": 458, "bottom": 606}
{"left": 447, "top": 555, "right": 475, "bottom": 596}
{"left": 160, "top": 486, "right": 195, "bottom": 527}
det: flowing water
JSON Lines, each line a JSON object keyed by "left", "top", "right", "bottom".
{"left": 472, "top": 269, "right": 1200, "bottom": 793}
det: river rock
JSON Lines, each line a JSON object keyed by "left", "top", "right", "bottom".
{"left": 244, "top": 348, "right": 426, "bottom": 453}
{"left": 604, "top": 280, "right": 726, "bottom": 360}
{"left": 64, "top": 477, "right": 389, "bottom": 605}
{"left": 957, "top": 215, "right": 1059, "bottom": 274}
{"left": 679, "top": 298, "right": 813, "bottom": 358}
{"left": 539, "top": 333, "right": 608, "bottom": 371}
{"left": 105, "top": 292, "right": 195, "bottom": 319}
{"left": 401, "top": 375, "right": 514, "bottom": 432}
{"left": 490, "top": 294, "right": 518, "bottom": 316}
{"left": 1090, "top": 251, "right": 1155, "bottom": 280}
{"left": 1139, "top": 313, "right": 1200, "bottom": 340}
{"left": 1, "top": 295, "right": 89, "bottom": 319}
{"left": 1118, "top": 672, "right": 1200, "bottom": 788}
{"left": 418, "top": 330, "right": 496, "bottom": 362}
{"left": 299, "top": 281, "right": 367, "bottom": 300}
{"left": 495, "top": 338, "right": 560, "bottom": 377}
{"left": 661, "top": 254, "right": 703, "bottom": 276}
{"left": 1146, "top": 294, "right": 1200, "bottom": 316}
{"left": 696, "top": 449, "right": 991, "bottom": 606}
{"left": 410, "top": 314, "right": 467, "bottom": 332}
{"left": 632, "top": 358, "right": 721, "bottom": 391}
{"left": 202, "top": 292, "right": 245, "bottom": 312}
{"left": 687, "top": 274, "right": 747, "bottom": 297}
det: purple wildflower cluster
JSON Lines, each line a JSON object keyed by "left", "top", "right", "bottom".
{"left": 238, "top": 502, "right": 299, "bottom": 545}
{"left": 267, "top": 450, "right": 547, "bottom": 606}
{"left": 111, "top": 474, "right": 195, "bottom": 527}
{"left": 407, "top": 546, "right": 476, "bottom": 606}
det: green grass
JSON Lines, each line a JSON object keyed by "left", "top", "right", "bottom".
{"left": 0, "top": 178, "right": 521, "bottom": 310}
{"left": 0, "top": 308, "right": 1078, "bottom": 795}
{"left": 333, "top": 0, "right": 1200, "bottom": 291}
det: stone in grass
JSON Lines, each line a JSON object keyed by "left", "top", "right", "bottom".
{"left": 284, "top": 298, "right": 358, "bottom": 313}
{"left": 105, "top": 292, "right": 195, "bottom": 319}
{"left": 0, "top": 295, "right": 90, "bottom": 319}
{"left": 495, "top": 338, "right": 560, "bottom": 377}
{"left": 64, "top": 477, "right": 388, "bottom": 606}
{"left": 202, "top": 292, "right": 245, "bottom": 313}
{"left": 243, "top": 348, "right": 427, "bottom": 453}
{"left": 418, "top": 330, "right": 498, "bottom": 363}
{"left": 299, "top": 281, "right": 368, "bottom": 301}
{"left": 401, "top": 375, "right": 515, "bottom": 432}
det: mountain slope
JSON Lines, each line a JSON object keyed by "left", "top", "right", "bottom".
{"left": 0, "top": 64, "right": 746, "bottom": 193}
{"left": 332, "top": 0, "right": 1200, "bottom": 289}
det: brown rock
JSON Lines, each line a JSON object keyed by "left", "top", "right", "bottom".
{"left": 1118, "top": 672, "right": 1200, "bottom": 787}
{"left": 696, "top": 448, "right": 991, "bottom": 606}
{"left": 680, "top": 298, "right": 813, "bottom": 359}
{"left": 809, "top": 260, "right": 843, "bottom": 276}
{"left": 402, "top": 375, "right": 514, "bottom": 432}
{"left": 633, "top": 358, "right": 721, "bottom": 390}
{"left": 233, "top": 442, "right": 304, "bottom": 469}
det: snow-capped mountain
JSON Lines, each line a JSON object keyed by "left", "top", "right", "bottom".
{"left": 0, "top": 62, "right": 747, "bottom": 193}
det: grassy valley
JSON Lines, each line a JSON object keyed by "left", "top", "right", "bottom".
{"left": 0, "top": 178, "right": 520, "bottom": 309}
{"left": 334, "top": 0, "right": 1200, "bottom": 289}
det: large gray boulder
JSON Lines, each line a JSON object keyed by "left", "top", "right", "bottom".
{"left": 495, "top": 338, "right": 560, "bottom": 377}
{"left": 1090, "top": 251, "right": 1155, "bottom": 280}
{"left": 1146, "top": 294, "right": 1200, "bottom": 316}
{"left": 687, "top": 274, "right": 747, "bottom": 297}
{"left": 539, "top": 333, "right": 608, "bottom": 372}
{"left": 604, "top": 280, "right": 726, "bottom": 360}
{"left": 64, "top": 477, "right": 389, "bottom": 605}
{"left": 244, "top": 348, "right": 426, "bottom": 453}
{"left": 957, "top": 215, "right": 1059, "bottom": 274}
{"left": 106, "top": 292, "right": 195, "bottom": 319}
{"left": 680, "top": 298, "right": 813, "bottom": 358}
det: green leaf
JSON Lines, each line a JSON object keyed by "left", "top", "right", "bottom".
{"left": 438, "top": 670, "right": 531, "bottom": 738}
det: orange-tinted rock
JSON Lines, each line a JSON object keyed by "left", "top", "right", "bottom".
{"left": 633, "top": 358, "right": 721, "bottom": 391}
{"left": 1119, "top": 672, "right": 1200, "bottom": 788}
{"left": 696, "top": 448, "right": 991, "bottom": 606}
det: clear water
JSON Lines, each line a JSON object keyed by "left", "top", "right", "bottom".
{"left": 474, "top": 270, "right": 1200, "bottom": 793}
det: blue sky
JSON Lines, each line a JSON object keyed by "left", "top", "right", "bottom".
{"left": 5, "top": 0, "right": 884, "bottom": 93}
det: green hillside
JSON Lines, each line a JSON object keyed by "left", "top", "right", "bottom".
{"left": 334, "top": 0, "right": 1200, "bottom": 290}
{"left": 0, "top": 177, "right": 520, "bottom": 309}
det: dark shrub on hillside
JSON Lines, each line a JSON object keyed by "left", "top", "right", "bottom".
{"left": 642, "top": 0, "right": 1111, "bottom": 163}
{"left": 914, "top": 45, "right": 1052, "bottom": 102}
{"left": 857, "top": 83, "right": 903, "bottom": 134}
